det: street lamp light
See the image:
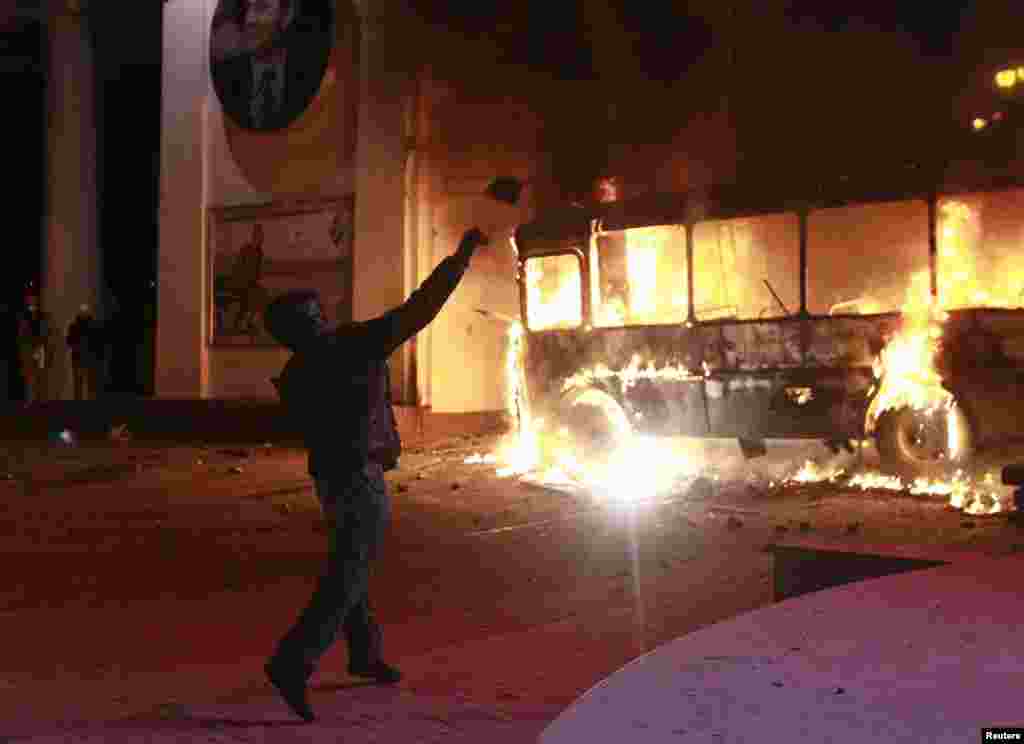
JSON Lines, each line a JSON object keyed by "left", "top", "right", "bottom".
{"left": 995, "top": 68, "right": 1017, "bottom": 90}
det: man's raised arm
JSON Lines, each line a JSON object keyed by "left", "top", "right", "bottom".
{"left": 337, "top": 228, "right": 489, "bottom": 360}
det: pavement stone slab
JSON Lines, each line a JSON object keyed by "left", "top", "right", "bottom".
{"left": 10, "top": 686, "right": 559, "bottom": 743}
{"left": 541, "top": 554, "right": 1024, "bottom": 744}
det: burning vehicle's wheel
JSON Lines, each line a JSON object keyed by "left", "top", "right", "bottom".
{"left": 875, "top": 404, "right": 973, "bottom": 479}
{"left": 556, "top": 388, "right": 633, "bottom": 465}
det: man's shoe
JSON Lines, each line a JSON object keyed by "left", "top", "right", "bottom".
{"left": 264, "top": 659, "right": 316, "bottom": 722}
{"left": 348, "top": 660, "right": 402, "bottom": 684}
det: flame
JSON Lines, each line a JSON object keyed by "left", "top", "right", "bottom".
{"left": 525, "top": 256, "right": 582, "bottom": 331}
{"left": 562, "top": 355, "right": 700, "bottom": 396}
{"left": 484, "top": 320, "right": 696, "bottom": 502}
{"left": 783, "top": 458, "right": 1009, "bottom": 514}
{"left": 865, "top": 279, "right": 951, "bottom": 429}
{"left": 788, "top": 459, "right": 846, "bottom": 484}
{"left": 494, "top": 321, "right": 540, "bottom": 478}
{"left": 626, "top": 229, "right": 660, "bottom": 319}
{"left": 593, "top": 226, "right": 689, "bottom": 326}
{"left": 848, "top": 472, "right": 905, "bottom": 491}
{"left": 865, "top": 200, "right": 1023, "bottom": 511}
{"left": 492, "top": 198, "right": 1021, "bottom": 515}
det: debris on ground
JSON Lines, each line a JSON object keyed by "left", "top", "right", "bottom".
{"left": 688, "top": 477, "right": 714, "bottom": 501}
{"left": 155, "top": 702, "right": 188, "bottom": 720}
{"left": 219, "top": 448, "right": 251, "bottom": 459}
{"left": 746, "top": 484, "right": 769, "bottom": 500}
{"left": 961, "top": 520, "right": 975, "bottom": 529}
{"left": 108, "top": 424, "right": 132, "bottom": 441}
{"left": 228, "top": 466, "right": 244, "bottom": 475}
{"left": 50, "top": 430, "right": 76, "bottom": 447}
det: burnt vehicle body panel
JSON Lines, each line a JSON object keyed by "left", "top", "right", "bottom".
{"left": 523, "top": 317, "right": 891, "bottom": 442}
{"left": 513, "top": 176, "right": 1024, "bottom": 456}
{"left": 938, "top": 308, "right": 1024, "bottom": 449}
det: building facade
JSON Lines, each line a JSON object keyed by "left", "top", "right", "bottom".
{"left": 158, "top": 0, "right": 555, "bottom": 418}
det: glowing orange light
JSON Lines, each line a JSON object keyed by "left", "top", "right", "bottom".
{"left": 972, "top": 117, "right": 988, "bottom": 131}
{"left": 995, "top": 68, "right": 1017, "bottom": 89}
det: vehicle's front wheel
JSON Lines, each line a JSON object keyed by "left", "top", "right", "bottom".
{"left": 875, "top": 404, "right": 972, "bottom": 480}
{"left": 556, "top": 387, "right": 633, "bottom": 465}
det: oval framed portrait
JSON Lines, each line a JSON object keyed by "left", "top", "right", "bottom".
{"left": 210, "top": 0, "right": 335, "bottom": 132}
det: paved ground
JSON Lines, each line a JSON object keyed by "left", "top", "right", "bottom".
{"left": 0, "top": 433, "right": 1021, "bottom": 741}
{"left": 541, "top": 553, "right": 1024, "bottom": 743}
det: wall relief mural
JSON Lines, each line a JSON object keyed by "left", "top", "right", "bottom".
{"left": 207, "top": 196, "right": 354, "bottom": 346}
{"left": 210, "top": 0, "right": 335, "bottom": 132}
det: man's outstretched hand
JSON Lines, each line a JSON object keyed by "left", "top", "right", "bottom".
{"left": 456, "top": 227, "right": 490, "bottom": 262}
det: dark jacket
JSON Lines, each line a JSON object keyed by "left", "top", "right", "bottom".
{"left": 271, "top": 253, "right": 471, "bottom": 478}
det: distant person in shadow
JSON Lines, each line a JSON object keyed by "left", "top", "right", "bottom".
{"left": 210, "top": 0, "right": 333, "bottom": 131}
{"left": 17, "top": 295, "right": 49, "bottom": 404}
{"left": 66, "top": 304, "right": 103, "bottom": 401}
{"left": 0, "top": 302, "right": 14, "bottom": 401}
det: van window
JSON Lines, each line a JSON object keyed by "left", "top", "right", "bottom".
{"left": 591, "top": 226, "right": 687, "bottom": 327}
{"left": 937, "top": 189, "right": 1024, "bottom": 309}
{"left": 524, "top": 254, "right": 583, "bottom": 330}
{"left": 807, "top": 200, "right": 928, "bottom": 315}
{"left": 692, "top": 213, "right": 800, "bottom": 321}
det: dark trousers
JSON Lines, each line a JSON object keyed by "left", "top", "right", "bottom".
{"left": 272, "top": 462, "right": 390, "bottom": 672}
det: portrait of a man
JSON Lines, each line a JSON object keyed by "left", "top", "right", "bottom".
{"left": 210, "top": 0, "right": 334, "bottom": 132}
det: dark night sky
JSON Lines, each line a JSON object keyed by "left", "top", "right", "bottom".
{"left": 784, "top": 0, "right": 969, "bottom": 56}
{"left": 3, "top": 1, "right": 981, "bottom": 295}
{"left": 413, "top": 0, "right": 973, "bottom": 81}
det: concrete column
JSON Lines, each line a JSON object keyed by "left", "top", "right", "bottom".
{"left": 352, "top": 0, "right": 418, "bottom": 404}
{"left": 155, "top": 0, "right": 211, "bottom": 398}
{"left": 409, "top": 67, "right": 438, "bottom": 407}
{"left": 42, "top": 3, "right": 100, "bottom": 400}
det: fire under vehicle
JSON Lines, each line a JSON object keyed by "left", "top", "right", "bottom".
{"left": 510, "top": 176, "right": 1024, "bottom": 479}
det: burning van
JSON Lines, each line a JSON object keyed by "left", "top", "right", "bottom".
{"left": 508, "top": 180, "right": 1024, "bottom": 480}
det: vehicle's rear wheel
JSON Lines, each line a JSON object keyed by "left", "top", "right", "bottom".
{"left": 875, "top": 404, "right": 972, "bottom": 480}
{"left": 556, "top": 388, "right": 633, "bottom": 465}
